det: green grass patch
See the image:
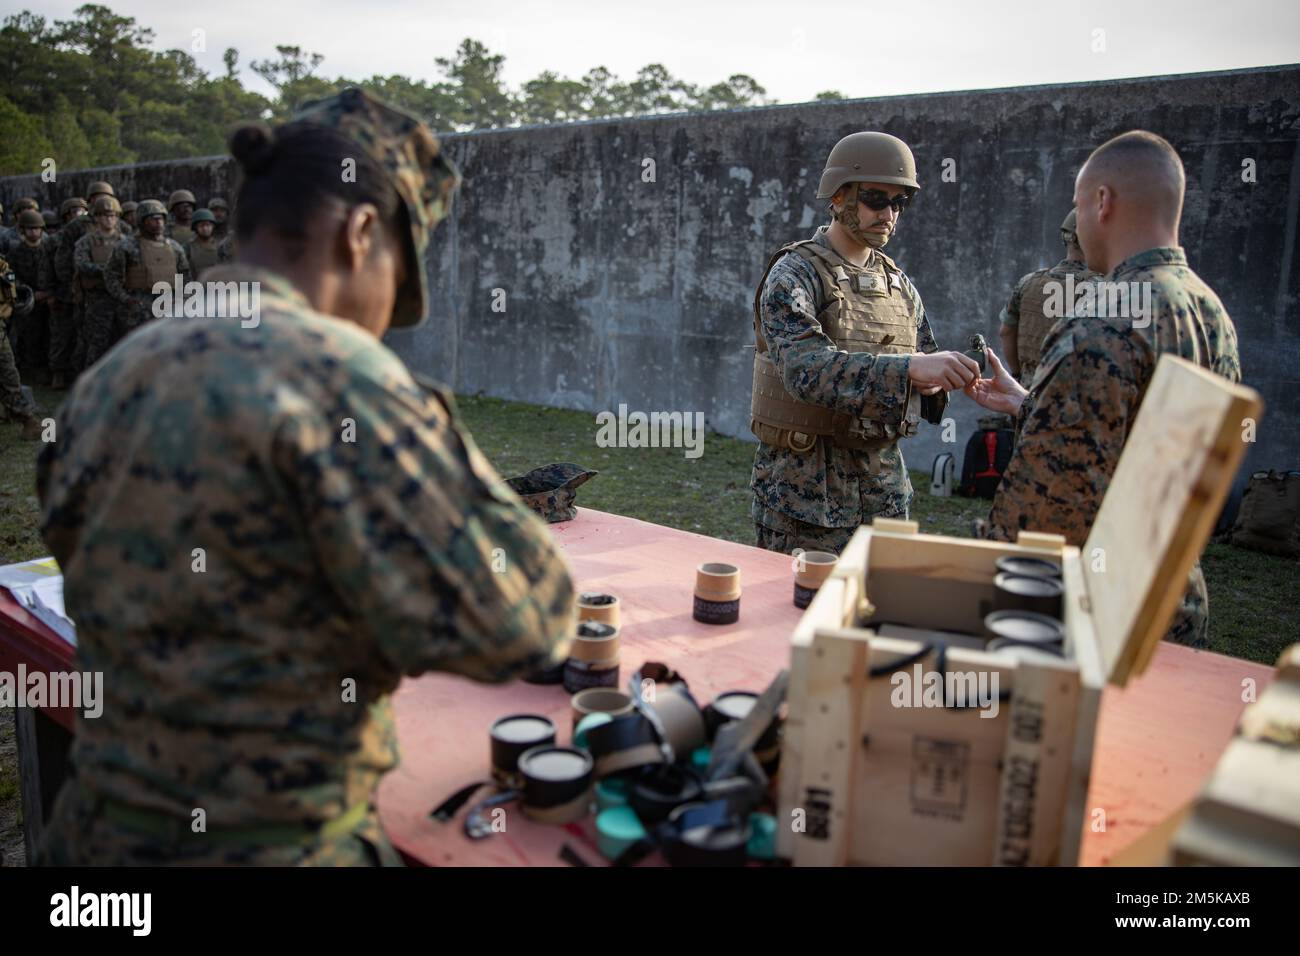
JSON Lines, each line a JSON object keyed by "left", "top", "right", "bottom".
{"left": 1, "top": 389, "right": 1291, "bottom": 665}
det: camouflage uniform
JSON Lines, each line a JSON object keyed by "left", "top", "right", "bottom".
{"left": 217, "top": 235, "right": 235, "bottom": 263}
{"left": 35, "top": 88, "right": 572, "bottom": 867}
{"left": 186, "top": 236, "right": 221, "bottom": 275}
{"left": 985, "top": 247, "right": 1242, "bottom": 647}
{"left": 49, "top": 210, "right": 87, "bottom": 384}
{"left": 999, "top": 258, "right": 1098, "bottom": 383}
{"left": 73, "top": 229, "right": 126, "bottom": 368}
{"left": 104, "top": 235, "right": 192, "bottom": 332}
{"left": 6, "top": 231, "right": 54, "bottom": 375}
{"left": 0, "top": 256, "right": 39, "bottom": 433}
{"left": 750, "top": 226, "right": 945, "bottom": 555}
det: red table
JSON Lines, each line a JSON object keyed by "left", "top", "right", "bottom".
{"left": 0, "top": 509, "right": 1273, "bottom": 866}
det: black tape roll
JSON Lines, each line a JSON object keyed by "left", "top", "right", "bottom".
{"left": 993, "top": 572, "right": 1064, "bottom": 619}
{"left": 518, "top": 745, "right": 595, "bottom": 811}
{"left": 490, "top": 715, "right": 557, "bottom": 787}
{"left": 585, "top": 713, "right": 665, "bottom": 776}
{"left": 563, "top": 658, "right": 619, "bottom": 693}
{"left": 522, "top": 661, "right": 566, "bottom": 685}
{"left": 660, "top": 799, "right": 751, "bottom": 867}
{"left": 630, "top": 764, "right": 704, "bottom": 826}
{"left": 693, "top": 595, "right": 740, "bottom": 625}
{"left": 995, "top": 556, "right": 1062, "bottom": 580}
{"left": 793, "top": 581, "right": 819, "bottom": 609}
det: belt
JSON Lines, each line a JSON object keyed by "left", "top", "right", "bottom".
{"left": 89, "top": 784, "right": 371, "bottom": 846}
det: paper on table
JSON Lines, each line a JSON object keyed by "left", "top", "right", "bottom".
{"left": 0, "top": 556, "right": 77, "bottom": 647}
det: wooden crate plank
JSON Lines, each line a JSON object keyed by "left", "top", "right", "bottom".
{"left": 1083, "top": 356, "right": 1263, "bottom": 686}
{"left": 992, "top": 657, "right": 1081, "bottom": 866}
{"left": 790, "top": 626, "right": 869, "bottom": 866}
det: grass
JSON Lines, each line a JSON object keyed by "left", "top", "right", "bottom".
{"left": 1, "top": 387, "right": 1295, "bottom": 866}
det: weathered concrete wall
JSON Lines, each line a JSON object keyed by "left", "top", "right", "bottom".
{"left": 5, "top": 65, "right": 1298, "bottom": 490}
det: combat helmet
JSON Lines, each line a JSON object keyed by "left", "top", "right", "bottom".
{"left": 87, "top": 181, "right": 115, "bottom": 200}
{"left": 59, "top": 197, "right": 88, "bottom": 220}
{"left": 1060, "top": 208, "right": 1079, "bottom": 244}
{"left": 121, "top": 200, "right": 138, "bottom": 215}
{"left": 13, "top": 197, "right": 39, "bottom": 215}
{"left": 167, "top": 189, "right": 196, "bottom": 209}
{"left": 136, "top": 199, "right": 168, "bottom": 221}
{"left": 17, "top": 209, "right": 44, "bottom": 229}
{"left": 191, "top": 208, "right": 216, "bottom": 224}
{"left": 91, "top": 194, "right": 122, "bottom": 216}
{"left": 816, "top": 132, "right": 920, "bottom": 199}
{"left": 208, "top": 197, "right": 228, "bottom": 211}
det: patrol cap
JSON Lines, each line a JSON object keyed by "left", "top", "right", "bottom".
{"left": 87, "top": 181, "right": 115, "bottom": 199}
{"left": 17, "top": 209, "right": 44, "bottom": 229}
{"left": 91, "top": 194, "right": 122, "bottom": 216}
{"left": 137, "top": 199, "right": 168, "bottom": 221}
{"left": 291, "top": 86, "right": 461, "bottom": 328}
{"left": 816, "top": 131, "right": 920, "bottom": 199}
{"left": 191, "top": 208, "right": 216, "bottom": 224}
{"left": 168, "top": 189, "right": 196, "bottom": 209}
{"left": 208, "top": 197, "right": 228, "bottom": 210}
{"left": 59, "top": 197, "right": 88, "bottom": 219}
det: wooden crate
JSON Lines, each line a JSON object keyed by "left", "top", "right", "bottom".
{"left": 778, "top": 356, "right": 1263, "bottom": 865}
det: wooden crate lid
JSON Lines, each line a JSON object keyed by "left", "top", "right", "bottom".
{"left": 1083, "top": 356, "right": 1263, "bottom": 687}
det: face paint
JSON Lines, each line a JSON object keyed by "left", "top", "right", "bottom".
{"left": 834, "top": 195, "right": 893, "bottom": 249}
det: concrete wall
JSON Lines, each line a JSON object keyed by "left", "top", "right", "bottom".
{"left": 5, "top": 65, "right": 1298, "bottom": 488}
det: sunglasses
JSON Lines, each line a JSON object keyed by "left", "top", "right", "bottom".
{"left": 856, "top": 188, "right": 912, "bottom": 212}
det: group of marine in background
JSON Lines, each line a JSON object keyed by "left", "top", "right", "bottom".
{"left": 0, "top": 184, "right": 234, "bottom": 438}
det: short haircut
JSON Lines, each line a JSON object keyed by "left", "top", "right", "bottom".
{"left": 1083, "top": 130, "right": 1185, "bottom": 228}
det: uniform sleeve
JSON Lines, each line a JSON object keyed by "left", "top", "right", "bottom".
{"left": 909, "top": 277, "right": 949, "bottom": 423}
{"left": 999, "top": 273, "right": 1032, "bottom": 330}
{"left": 173, "top": 242, "right": 192, "bottom": 285}
{"left": 272, "top": 369, "right": 575, "bottom": 683}
{"left": 103, "top": 244, "right": 130, "bottom": 304}
{"left": 985, "top": 327, "right": 1148, "bottom": 547}
{"left": 73, "top": 235, "right": 100, "bottom": 276}
{"left": 759, "top": 256, "right": 913, "bottom": 425}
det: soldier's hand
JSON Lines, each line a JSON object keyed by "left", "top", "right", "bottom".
{"left": 907, "top": 351, "right": 981, "bottom": 391}
{"left": 963, "top": 348, "right": 1028, "bottom": 414}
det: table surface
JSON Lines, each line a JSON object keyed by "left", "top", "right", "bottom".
{"left": 0, "top": 509, "right": 1274, "bottom": 867}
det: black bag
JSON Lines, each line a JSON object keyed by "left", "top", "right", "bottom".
{"left": 959, "top": 417, "right": 1016, "bottom": 499}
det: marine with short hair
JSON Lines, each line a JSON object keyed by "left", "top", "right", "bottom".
{"left": 968, "top": 130, "right": 1242, "bottom": 648}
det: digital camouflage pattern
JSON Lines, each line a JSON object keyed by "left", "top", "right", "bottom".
{"left": 36, "top": 263, "right": 576, "bottom": 865}
{"left": 751, "top": 226, "right": 943, "bottom": 550}
{"left": 504, "top": 462, "right": 599, "bottom": 523}
{"left": 985, "top": 247, "right": 1242, "bottom": 647}
{"left": 36, "top": 87, "right": 553, "bottom": 866}
{"left": 999, "top": 258, "right": 1098, "bottom": 382}
{"left": 6, "top": 231, "right": 54, "bottom": 372}
{"left": 73, "top": 230, "right": 125, "bottom": 368}
{"left": 292, "top": 87, "right": 461, "bottom": 329}
{"left": 0, "top": 255, "right": 40, "bottom": 436}
{"left": 103, "top": 235, "right": 192, "bottom": 333}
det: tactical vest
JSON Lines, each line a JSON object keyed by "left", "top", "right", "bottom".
{"left": 125, "top": 240, "right": 178, "bottom": 292}
{"left": 79, "top": 233, "right": 119, "bottom": 289}
{"left": 170, "top": 224, "right": 194, "bottom": 246}
{"left": 751, "top": 240, "right": 919, "bottom": 453}
{"left": 189, "top": 239, "right": 219, "bottom": 275}
{"left": 1016, "top": 260, "right": 1093, "bottom": 378}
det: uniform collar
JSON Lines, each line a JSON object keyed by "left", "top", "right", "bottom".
{"left": 812, "top": 224, "right": 879, "bottom": 270}
{"left": 200, "top": 263, "right": 314, "bottom": 312}
{"left": 1108, "top": 246, "right": 1186, "bottom": 279}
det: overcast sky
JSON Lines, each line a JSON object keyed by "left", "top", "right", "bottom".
{"left": 7, "top": 0, "right": 1299, "bottom": 104}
